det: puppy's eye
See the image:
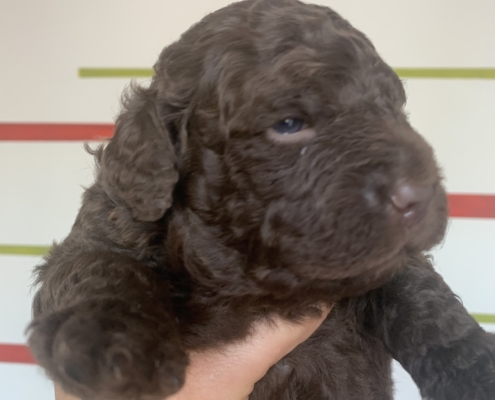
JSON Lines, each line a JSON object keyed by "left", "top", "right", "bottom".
{"left": 272, "top": 118, "right": 305, "bottom": 134}
{"left": 267, "top": 118, "right": 316, "bottom": 143}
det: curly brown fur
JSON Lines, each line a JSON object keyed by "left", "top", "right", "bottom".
{"left": 28, "top": 0, "right": 495, "bottom": 399}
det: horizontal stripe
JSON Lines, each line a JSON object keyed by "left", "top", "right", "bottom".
{"left": 0, "top": 245, "right": 49, "bottom": 257}
{"left": 77, "top": 67, "right": 495, "bottom": 79}
{"left": 2, "top": 313, "right": 494, "bottom": 365}
{"left": 448, "top": 194, "right": 495, "bottom": 219}
{"left": 0, "top": 123, "right": 113, "bottom": 141}
{"left": 79, "top": 68, "right": 153, "bottom": 78}
{"left": 472, "top": 314, "right": 495, "bottom": 325}
{"left": 0, "top": 344, "right": 35, "bottom": 365}
{"left": 395, "top": 68, "right": 495, "bottom": 80}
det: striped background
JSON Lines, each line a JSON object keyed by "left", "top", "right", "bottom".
{"left": 1, "top": 0, "right": 494, "bottom": 399}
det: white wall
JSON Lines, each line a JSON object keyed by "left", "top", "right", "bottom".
{"left": 0, "top": 1, "right": 494, "bottom": 399}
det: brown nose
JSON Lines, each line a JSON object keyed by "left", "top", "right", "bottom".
{"left": 390, "top": 181, "right": 434, "bottom": 226}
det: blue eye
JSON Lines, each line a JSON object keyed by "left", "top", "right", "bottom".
{"left": 272, "top": 118, "right": 305, "bottom": 134}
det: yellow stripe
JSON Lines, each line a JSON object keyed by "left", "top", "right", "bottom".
{"left": 472, "top": 314, "right": 495, "bottom": 324}
{"left": 79, "top": 68, "right": 153, "bottom": 78}
{"left": 0, "top": 245, "right": 49, "bottom": 257}
{"left": 395, "top": 68, "right": 495, "bottom": 79}
{"left": 78, "top": 67, "right": 495, "bottom": 80}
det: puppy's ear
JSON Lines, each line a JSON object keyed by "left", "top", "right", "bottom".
{"left": 100, "top": 84, "right": 179, "bottom": 222}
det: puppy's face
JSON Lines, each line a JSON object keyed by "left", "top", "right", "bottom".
{"left": 157, "top": 0, "right": 448, "bottom": 297}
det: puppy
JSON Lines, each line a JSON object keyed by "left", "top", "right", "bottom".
{"left": 28, "top": 0, "right": 495, "bottom": 399}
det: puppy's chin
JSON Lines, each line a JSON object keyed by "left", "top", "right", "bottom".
{"left": 252, "top": 252, "right": 406, "bottom": 301}
{"left": 252, "top": 249, "right": 392, "bottom": 300}
{"left": 301, "top": 249, "right": 405, "bottom": 282}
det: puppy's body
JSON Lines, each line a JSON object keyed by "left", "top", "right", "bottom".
{"left": 29, "top": 1, "right": 495, "bottom": 399}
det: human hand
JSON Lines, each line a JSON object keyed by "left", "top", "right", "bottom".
{"left": 169, "top": 306, "right": 332, "bottom": 400}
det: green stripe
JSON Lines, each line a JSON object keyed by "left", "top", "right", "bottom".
{"left": 78, "top": 67, "right": 495, "bottom": 80}
{"left": 472, "top": 314, "right": 495, "bottom": 324}
{"left": 0, "top": 245, "right": 50, "bottom": 257}
{"left": 79, "top": 68, "right": 153, "bottom": 78}
{"left": 395, "top": 68, "right": 495, "bottom": 79}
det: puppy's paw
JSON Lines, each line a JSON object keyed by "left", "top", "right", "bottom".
{"left": 28, "top": 300, "right": 188, "bottom": 400}
{"left": 423, "top": 331, "right": 495, "bottom": 400}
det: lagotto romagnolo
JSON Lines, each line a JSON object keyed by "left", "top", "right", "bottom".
{"left": 28, "top": 1, "right": 495, "bottom": 399}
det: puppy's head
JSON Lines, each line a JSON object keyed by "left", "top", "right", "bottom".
{"left": 101, "top": 0, "right": 448, "bottom": 299}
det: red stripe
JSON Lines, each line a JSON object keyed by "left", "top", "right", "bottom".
{"left": 449, "top": 194, "right": 495, "bottom": 219}
{"left": 0, "top": 344, "right": 36, "bottom": 365}
{"left": 0, "top": 123, "right": 114, "bottom": 141}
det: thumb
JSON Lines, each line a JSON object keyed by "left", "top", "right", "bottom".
{"left": 245, "top": 304, "right": 334, "bottom": 380}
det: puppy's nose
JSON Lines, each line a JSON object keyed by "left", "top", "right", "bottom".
{"left": 390, "top": 181, "right": 434, "bottom": 226}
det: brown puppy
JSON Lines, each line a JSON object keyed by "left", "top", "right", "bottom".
{"left": 28, "top": 1, "right": 495, "bottom": 399}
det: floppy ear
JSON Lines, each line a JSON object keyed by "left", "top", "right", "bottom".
{"left": 100, "top": 84, "right": 179, "bottom": 222}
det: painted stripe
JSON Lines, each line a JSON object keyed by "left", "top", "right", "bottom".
{"left": 0, "top": 123, "right": 114, "bottom": 141}
{"left": 395, "top": 68, "right": 495, "bottom": 80}
{"left": 79, "top": 68, "right": 153, "bottom": 78}
{"left": 77, "top": 67, "right": 495, "bottom": 80}
{"left": 2, "top": 313, "right": 494, "bottom": 365}
{"left": 449, "top": 194, "right": 495, "bottom": 219}
{"left": 0, "top": 245, "right": 50, "bottom": 257}
{"left": 0, "top": 344, "right": 35, "bottom": 365}
{"left": 472, "top": 314, "right": 495, "bottom": 325}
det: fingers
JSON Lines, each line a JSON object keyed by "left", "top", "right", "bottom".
{"left": 170, "top": 304, "right": 333, "bottom": 400}
{"left": 246, "top": 304, "right": 333, "bottom": 378}
{"left": 54, "top": 384, "right": 79, "bottom": 400}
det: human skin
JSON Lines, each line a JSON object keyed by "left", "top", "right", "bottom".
{"left": 54, "top": 306, "right": 332, "bottom": 400}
